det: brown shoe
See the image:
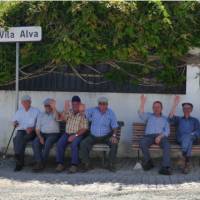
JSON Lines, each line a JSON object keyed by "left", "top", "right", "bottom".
{"left": 182, "top": 162, "right": 191, "bottom": 174}
{"left": 176, "top": 154, "right": 185, "bottom": 170}
{"left": 32, "top": 162, "right": 45, "bottom": 172}
{"left": 55, "top": 164, "right": 65, "bottom": 172}
{"left": 68, "top": 165, "right": 78, "bottom": 173}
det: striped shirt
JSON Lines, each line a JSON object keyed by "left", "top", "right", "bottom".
{"left": 63, "top": 110, "right": 88, "bottom": 134}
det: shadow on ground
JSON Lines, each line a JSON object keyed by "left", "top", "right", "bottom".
{"left": 0, "top": 155, "right": 200, "bottom": 187}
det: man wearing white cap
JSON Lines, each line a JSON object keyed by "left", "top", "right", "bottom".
{"left": 32, "top": 98, "right": 61, "bottom": 172}
{"left": 12, "top": 95, "right": 40, "bottom": 171}
{"left": 79, "top": 97, "right": 119, "bottom": 172}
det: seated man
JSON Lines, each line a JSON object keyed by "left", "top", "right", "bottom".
{"left": 32, "top": 98, "right": 61, "bottom": 172}
{"left": 53, "top": 96, "right": 88, "bottom": 173}
{"left": 12, "top": 95, "right": 40, "bottom": 171}
{"left": 138, "top": 94, "right": 171, "bottom": 175}
{"left": 169, "top": 96, "right": 200, "bottom": 174}
{"left": 79, "top": 97, "right": 119, "bottom": 172}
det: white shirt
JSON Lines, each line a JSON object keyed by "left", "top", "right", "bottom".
{"left": 36, "top": 112, "right": 60, "bottom": 134}
{"left": 12, "top": 107, "right": 40, "bottom": 131}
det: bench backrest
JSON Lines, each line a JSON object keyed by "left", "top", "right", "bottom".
{"left": 133, "top": 122, "right": 176, "bottom": 144}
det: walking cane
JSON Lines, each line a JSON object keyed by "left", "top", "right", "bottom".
{"left": 2, "top": 127, "right": 16, "bottom": 159}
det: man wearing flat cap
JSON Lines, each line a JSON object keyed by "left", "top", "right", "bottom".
{"left": 169, "top": 96, "right": 200, "bottom": 174}
{"left": 50, "top": 96, "right": 88, "bottom": 173}
{"left": 12, "top": 95, "right": 40, "bottom": 171}
{"left": 79, "top": 96, "right": 119, "bottom": 172}
{"left": 32, "top": 98, "right": 61, "bottom": 172}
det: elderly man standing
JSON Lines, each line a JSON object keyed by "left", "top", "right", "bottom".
{"left": 169, "top": 96, "right": 200, "bottom": 174}
{"left": 12, "top": 95, "right": 40, "bottom": 172}
{"left": 32, "top": 98, "right": 61, "bottom": 172}
{"left": 138, "top": 94, "right": 171, "bottom": 175}
{"left": 79, "top": 97, "right": 119, "bottom": 172}
{"left": 52, "top": 96, "right": 88, "bottom": 173}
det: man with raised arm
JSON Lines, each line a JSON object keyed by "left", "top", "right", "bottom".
{"left": 52, "top": 96, "right": 88, "bottom": 173}
{"left": 169, "top": 96, "right": 200, "bottom": 174}
{"left": 138, "top": 94, "right": 171, "bottom": 175}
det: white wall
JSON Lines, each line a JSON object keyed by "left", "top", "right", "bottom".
{"left": 0, "top": 65, "right": 200, "bottom": 157}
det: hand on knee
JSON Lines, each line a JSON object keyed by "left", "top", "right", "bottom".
{"left": 110, "top": 136, "right": 118, "bottom": 144}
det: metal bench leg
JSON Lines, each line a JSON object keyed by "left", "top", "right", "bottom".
{"left": 137, "top": 149, "right": 140, "bottom": 162}
{"left": 102, "top": 151, "right": 106, "bottom": 167}
{"left": 133, "top": 149, "right": 143, "bottom": 170}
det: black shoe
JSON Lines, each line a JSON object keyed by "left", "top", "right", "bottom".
{"left": 79, "top": 163, "right": 91, "bottom": 173}
{"left": 15, "top": 154, "right": 24, "bottom": 166}
{"left": 14, "top": 164, "right": 23, "bottom": 172}
{"left": 142, "top": 160, "right": 154, "bottom": 171}
{"left": 106, "top": 163, "right": 117, "bottom": 172}
{"left": 159, "top": 167, "right": 172, "bottom": 175}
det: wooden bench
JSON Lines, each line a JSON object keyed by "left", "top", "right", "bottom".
{"left": 60, "top": 121, "right": 124, "bottom": 165}
{"left": 27, "top": 121, "right": 124, "bottom": 165}
{"left": 133, "top": 122, "right": 200, "bottom": 161}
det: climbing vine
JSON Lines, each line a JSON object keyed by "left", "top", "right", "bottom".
{"left": 0, "top": 1, "right": 199, "bottom": 86}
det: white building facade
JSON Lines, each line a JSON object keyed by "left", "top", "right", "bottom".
{"left": 0, "top": 65, "right": 199, "bottom": 157}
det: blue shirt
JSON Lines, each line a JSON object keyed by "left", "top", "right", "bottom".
{"left": 86, "top": 107, "right": 118, "bottom": 137}
{"left": 138, "top": 111, "right": 170, "bottom": 137}
{"left": 169, "top": 116, "right": 200, "bottom": 139}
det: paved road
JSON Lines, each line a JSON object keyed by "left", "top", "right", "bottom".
{"left": 0, "top": 157, "right": 200, "bottom": 200}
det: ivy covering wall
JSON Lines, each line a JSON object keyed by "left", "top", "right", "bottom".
{"left": 0, "top": 1, "right": 199, "bottom": 87}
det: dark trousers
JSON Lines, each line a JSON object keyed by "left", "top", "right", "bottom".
{"left": 79, "top": 133, "right": 118, "bottom": 165}
{"left": 56, "top": 133, "right": 84, "bottom": 165}
{"left": 13, "top": 130, "right": 36, "bottom": 164}
{"left": 32, "top": 133, "right": 60, "bottom": 163}
{"left": 139, "top": 134, "right": 171, "bottom": 168}
{"left": 177, "top": 134, "right": 198, "bottom": 157}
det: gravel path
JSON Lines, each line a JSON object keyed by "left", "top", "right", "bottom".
{"left": 0, "top": 157, "right": 200, "bottom": 200}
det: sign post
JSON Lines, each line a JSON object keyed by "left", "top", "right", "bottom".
{"left": 15, "top": 42, "right": 19, "bottom": 110}
{"left": 0, "top": 26, "right": 42, "bottom": 110}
